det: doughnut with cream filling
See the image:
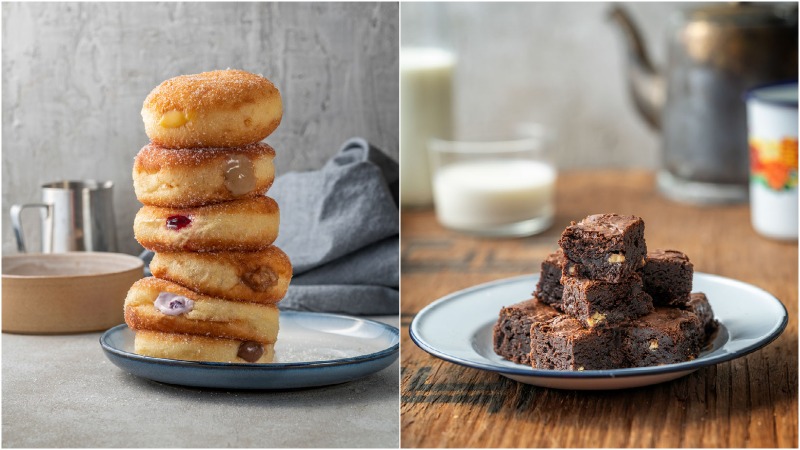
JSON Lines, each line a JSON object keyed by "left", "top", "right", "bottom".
{"left": 150, "top": 247, "right": 292, "bottom": 304}
{"left": 133, "top": 143, "right": 276, "bottom": 208}
{"left": 141, "top": 69, "right": 282, "bottom": 148}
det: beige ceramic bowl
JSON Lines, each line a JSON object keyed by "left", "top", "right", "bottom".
{"left": 3, "top": 252, "right": 143, "bottom": 334}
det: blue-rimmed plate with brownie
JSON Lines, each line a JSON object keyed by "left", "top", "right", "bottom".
{"left": 410, "top": 214, "right": 787, "bottom": 390}
{"left": 410, "top": 272, "right": 786, "bottom": 390}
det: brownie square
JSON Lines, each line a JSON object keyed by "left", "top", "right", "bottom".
{"left": 559, "top": 273, "right": 654, "bottom": 328}
{"left": 559, "top": 214, "right": 647, "bottom": 283}
{"left": 684, "top": 292, "right": 717, "bottom": 337}
{"left": 530, "top": 315, "right": 625, "bottom": 370}
{"left": 623, "top": 307, "right": 703, "bottom": 367}
{"left": 493, "top": 299, "right": 560, "bottom": 365}
{"left": 533, "top": 249, "right": 566, "bottom": 306}
{"left": 643, "top": 249, "right": 693, "bottom": 305}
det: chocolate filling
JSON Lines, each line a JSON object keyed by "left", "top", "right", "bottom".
{"left": 237, "top": 341, "right": 264, "bottom": 362}
{"left": 242, "top": 266, "right": 278, "bottom": 292}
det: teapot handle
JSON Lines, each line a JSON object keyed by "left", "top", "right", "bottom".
{"left": 608, "top": 4, "right": 665, "bottom": 130}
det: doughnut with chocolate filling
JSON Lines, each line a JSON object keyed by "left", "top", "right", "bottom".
{"left": 141, "top": 69, "right": 282, "bottom": 148}
{"left": 133, "top": 143, "right": 276, "bottom": 208}
{"left": 150, "top": 247, "right": 292, "bottom": 304}
{"left": 134, "top": 330, "right": 275, "bottom": 363}
{"left": 124, "top": 277, "right": 279, "bottom": 344}
{"left": 133, "top": 196, "right": 279, "bottom": 252}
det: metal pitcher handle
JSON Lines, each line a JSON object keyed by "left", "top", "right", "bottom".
{"left": 10, "top": 203, "right": 54, "bottom": 253}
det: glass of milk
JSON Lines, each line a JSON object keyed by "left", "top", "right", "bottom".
{"left": 400, "top": 47, "right": 455, "bottom": 208}
{"left": 429, "top": 128, "right": 556, "bottom": 237}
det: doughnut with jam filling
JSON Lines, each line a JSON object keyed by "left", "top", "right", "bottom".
{"left": 133, "top": 196, "right": 279, "bottom": 252}
{"left": 124, "top": 277, "right": 279, "bottom": 344}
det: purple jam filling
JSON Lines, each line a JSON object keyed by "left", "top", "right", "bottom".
{"left": 154, "top": 292, "right": 195, "bottom": 316}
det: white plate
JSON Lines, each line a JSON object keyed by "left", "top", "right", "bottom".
{"left": 409, "top": 272, "right": 787, "bottom": 390}
{"left": 101, "top": 311, "right": 399, "bottom": 389}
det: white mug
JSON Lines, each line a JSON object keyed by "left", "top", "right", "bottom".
{"left": 745, "top": 81, "right": 798, "bottom": 241}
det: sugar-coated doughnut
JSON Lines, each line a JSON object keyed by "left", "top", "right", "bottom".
{"left": 134, "top": 196, "right": 279, "bottom": 252}
{"left": 134, "top": 330, "right": 275, "bottom": 363}
{"left": 150, "top": 247, "right": 292, "bottom": 304}
{"left": 133, "top": 143, "right": 276, "bottom": 208}
{"left": 124, "top": 277, "right": 279, "bottom": 344}
{"left": 142, "top": 69, "right": 282, "bottom": 148}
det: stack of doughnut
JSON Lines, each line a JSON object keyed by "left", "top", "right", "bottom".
{"left": 124, "top": 69, "right": 291, "bottom": 363}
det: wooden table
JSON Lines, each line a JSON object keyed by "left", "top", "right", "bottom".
{"left": 400, "top": 170, "right": 797, "bottom": 448}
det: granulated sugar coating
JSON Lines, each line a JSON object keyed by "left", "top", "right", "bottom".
{"left": 133, "top": 142, "right": 277, "bottom": 207}
{"left": 127, "top": 68, "right": 291, "bottom": 364}
{"left": 143, "top": 69, "right": 278, "bottom": 114}
{"left": 133, "top": 196, "right": 280, "bottom": 252}
{"left": 273, "top": 334, "right": 369, "bottom": 362}
{"left": 141, "top": 69, "right": 283, "bottom": 148}
{"left": 150, "top": 247, "right": 292, "bottom": 304}
{"left": 135, "top": 142, "right": 276, "bottom": 169}
{"left": 126, "top": 277, "right": 279, "bottom": 342}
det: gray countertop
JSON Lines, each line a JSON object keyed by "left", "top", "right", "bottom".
{"left": 2, "top": 316, "right": 399, "bottom": 448}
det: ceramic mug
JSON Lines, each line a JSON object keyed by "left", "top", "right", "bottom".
{"left": 10, "top": 180, "right": 118, "bottom": 253}
{"left": 745, "top": 81, "right": 798, "bottom": 241}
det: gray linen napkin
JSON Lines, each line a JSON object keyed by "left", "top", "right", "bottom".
{"left": 271, "top": 137, "right": 399, "bottom": 314}
{"left": 139, "top": 138, "right": 399, "bottom": 315}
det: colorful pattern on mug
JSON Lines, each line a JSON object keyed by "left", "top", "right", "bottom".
{"left": 750, "top": 137, "right": 798, "bottom": 191}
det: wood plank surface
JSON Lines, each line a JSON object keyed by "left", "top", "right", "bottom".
{"left": 400, "top": 170, "right": 798, "bottom": 448}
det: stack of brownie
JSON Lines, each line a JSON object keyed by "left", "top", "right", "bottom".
{"left": 493, "top": 213, "right": 717, "bottom": 370}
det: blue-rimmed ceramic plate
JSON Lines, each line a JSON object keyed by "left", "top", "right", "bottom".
{"left": 101, "top": 311, "right": 399, "bottom": 389}
{"left": 410, "top": 272, "right": 787, "bottom": 390}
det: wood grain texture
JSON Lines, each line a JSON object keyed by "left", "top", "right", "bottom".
{"left": 400, "top": 170, "right": 797, "bottom": 448}
{"left": 2, "top": 2, "right": 398, "bottom": 255}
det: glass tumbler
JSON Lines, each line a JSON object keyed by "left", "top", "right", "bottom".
{"left": 428, "top": 131, "right": 556, "bottom": 237}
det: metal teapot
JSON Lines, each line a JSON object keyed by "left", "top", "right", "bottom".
{"left": 610, "top": 3, "right": 797, "bottom": 203}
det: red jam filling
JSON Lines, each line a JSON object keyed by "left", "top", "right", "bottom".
{"left": 166, "top": 215, "right": 191, "bottom": 230}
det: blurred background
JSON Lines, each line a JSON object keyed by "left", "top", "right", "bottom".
{"left": 402, "top": 2, "right": 678, "bottom": 170}
{"left": 2, "top": 2, "right": 399, "bottom": 255}
{"left": 401, "top": 2, "right": 797, "bottom": 238}
{"left": 402, "top": 1, "right": 794, "bottom": 167}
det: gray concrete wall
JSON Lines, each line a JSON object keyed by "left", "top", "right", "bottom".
{"left": 401, "top": 2, "right": 705, "bottom": 170}
{"left": 2, "top": 2, "right": 399, "bottom": 255}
